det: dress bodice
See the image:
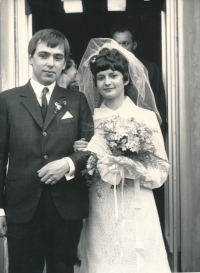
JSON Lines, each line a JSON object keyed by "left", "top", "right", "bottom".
{"left": 93, "top": 96, "right": 158, "bottom": 133}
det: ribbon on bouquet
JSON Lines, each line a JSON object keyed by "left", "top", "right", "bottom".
{"left": 99, "top": 158, "right": 126, "bottom": 256}
{"left": 86, "top": 135, "right": 145, "bottom": 254}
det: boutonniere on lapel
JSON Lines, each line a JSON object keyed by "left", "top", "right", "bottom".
{"left": 54, "top": 101, "right": 67, "bottom": 114}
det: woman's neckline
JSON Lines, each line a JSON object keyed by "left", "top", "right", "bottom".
{"left": 103, "top": 96, "right": 127, "bottom": 111}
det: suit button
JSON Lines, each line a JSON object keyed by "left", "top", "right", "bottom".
{"left": 43, "top": 132, "right": 47, "bottom": 136}
{"left": 44, "top": 155, "right": 48, "bottom": 160}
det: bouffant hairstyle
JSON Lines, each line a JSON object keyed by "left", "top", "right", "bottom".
{"left": 89, "top": 48, "right": 130, "bottom": 87}
{"left": 28, "top": 29, "right": 70, "bottom": 61}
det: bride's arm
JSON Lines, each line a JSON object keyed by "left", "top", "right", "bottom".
{"left": 139, "top": 111, "right": 169, "bottom": 189}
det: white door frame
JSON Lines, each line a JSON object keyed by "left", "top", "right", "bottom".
{"left": 0, "top": 0, "right": 32, "bottom": 93}
{"left": 162, "top": 0, "right": 180, "bottom": 271}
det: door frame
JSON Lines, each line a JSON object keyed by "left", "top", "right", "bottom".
{"left": 161, "top": 0, "right": 180, "bottom": 271}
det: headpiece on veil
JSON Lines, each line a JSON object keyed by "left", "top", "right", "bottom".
{"left": 78, "top": 38, "right": 162, "bottom": 125}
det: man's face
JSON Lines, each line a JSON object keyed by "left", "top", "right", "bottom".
{"left": 57, "top": 60, "right": 79, "bottom": 89}
{"left": 65, "top": 60, "right": 78, "bottom": 83}
{"left": 112, "top": 30, "right": 136, "bottom": 53}
{"left": 29, "top": 42, "right": 66, "bottom": 86}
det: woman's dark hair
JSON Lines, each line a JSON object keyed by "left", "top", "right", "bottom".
{"left": 89, "top": 48, "right": 130, "bottom": 87}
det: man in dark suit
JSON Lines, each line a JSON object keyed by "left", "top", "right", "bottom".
{"left": 111, "top": 25, "right": 167, "bottom": 138}
{"left": 0, "top": 29, "right": 93, "bottom": 273}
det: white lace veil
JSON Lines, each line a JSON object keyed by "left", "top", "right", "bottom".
{"left": 78, "top": 38, "right": 161, "bottom": 124}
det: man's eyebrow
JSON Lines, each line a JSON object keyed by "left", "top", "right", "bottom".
{"left": 37, "top": 52, "right": 64, "bottom": 56}
{"left": 38, "top": 51, "right": 49, "bottom": 54}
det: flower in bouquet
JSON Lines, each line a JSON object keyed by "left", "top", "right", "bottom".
{"left": 82, "top": 152, "right": 101, "bottom": 186}
{"left": 86, "top": 153, "right": 98, "bottom": 175}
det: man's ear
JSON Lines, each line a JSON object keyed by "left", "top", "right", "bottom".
{"left": 62, "top": 60, "right": 66, "bottom": 70}
{"left": 28, "top": 54, "right": 33, "bottom": 65}
{"left": 133, "top": 41, "right": 137, "bottom": 50}
{"left": 124, "top": 79, "right": 129, "bottom": 86}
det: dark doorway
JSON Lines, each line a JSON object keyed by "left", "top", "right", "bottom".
{"left": 27, "top": 0, "right": 164, "bottom": 66}
{"left": 27, "top": 0, "right": 166, "bottom": 238}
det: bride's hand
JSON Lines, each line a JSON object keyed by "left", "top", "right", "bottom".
{"left": 73, "top": 138, "right": 88, "bottom": 152}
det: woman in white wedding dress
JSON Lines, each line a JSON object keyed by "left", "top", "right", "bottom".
{"left": 74, "top": 38, "right": 171, "bottom": 273}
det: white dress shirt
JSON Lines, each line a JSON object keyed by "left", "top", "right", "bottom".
{"left": 31, "top": 78, "right": 55, "bottom": 106}
{"left": 0, "top": 79, "right": 75, "bottom": 217}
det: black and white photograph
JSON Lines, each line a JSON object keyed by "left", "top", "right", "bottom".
{"left": 0, "top": 0, "right": 200, "bottom": 272}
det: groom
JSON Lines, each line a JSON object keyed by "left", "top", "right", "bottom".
{"left": 0, "top": 29, "right": 93, "bottom": 273}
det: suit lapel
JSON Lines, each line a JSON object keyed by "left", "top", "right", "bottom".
{"left": 20, "top": 82, "right": 43, "bottom": 129}
{"left": 43, "top": 84, "right": 67, "bottom": 131}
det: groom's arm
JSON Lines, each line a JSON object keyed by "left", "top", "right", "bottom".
{"left": 68, "top": 92, "right": 94, "bottom": 175}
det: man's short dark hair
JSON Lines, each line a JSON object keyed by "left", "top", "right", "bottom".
{"left": 28, "top": 29, "right": 70, "bottom": 61}
{"left": 111, "top": 24, "right": 137, "bottom": 43}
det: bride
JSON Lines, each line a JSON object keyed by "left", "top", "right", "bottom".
{"left": 74, "top": 38, "right": 171, "bottom": 273}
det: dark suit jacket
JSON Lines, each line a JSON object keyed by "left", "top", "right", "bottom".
{"left": 0, "top": 81, "right": 94, "bottom": 224}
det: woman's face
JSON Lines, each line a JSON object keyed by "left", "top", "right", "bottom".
{"left": 96, "top": 68, "right": 126, "bottom": 100}
{"left": 65, "top": 60, "right": 77, "bottom": 82}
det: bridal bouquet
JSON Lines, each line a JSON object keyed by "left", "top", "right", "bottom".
{"left": 97, "top": 115, "right": 156, "bottom": 160}
{"left": 84, "top": 115, "right": 167, "bottom": 186}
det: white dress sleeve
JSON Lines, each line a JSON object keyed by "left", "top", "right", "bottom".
{"left": 140, "top": 111, "right": 169, "bottom": 189}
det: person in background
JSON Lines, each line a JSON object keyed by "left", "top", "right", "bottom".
{"left": 111, "top": 24, "right": 167, "bottom": 138}
{"left": 57, "top": 58, "right": 81, "bottom": 91}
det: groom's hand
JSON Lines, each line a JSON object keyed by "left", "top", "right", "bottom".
{"left": 38, "top": 159, "right": 70, "bottom": 185}
{"left": 0, "top": 216, "right": 7, "bottom": 237}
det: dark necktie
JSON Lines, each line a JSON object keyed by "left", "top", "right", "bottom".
{"left": 41, "top": 87, "right": 49, "bottom": 121}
